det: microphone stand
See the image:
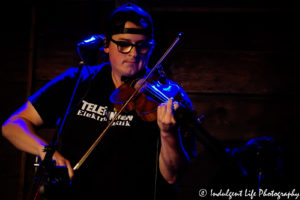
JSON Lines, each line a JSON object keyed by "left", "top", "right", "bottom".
{"left": 31, "top": 44, "right": 91, "bottom": 200}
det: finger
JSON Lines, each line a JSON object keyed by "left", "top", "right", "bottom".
{"left": 55, "top": 159, "right": 66, "bottom": 166}
{"left": 157, "top": 102, "right": 167, "bottom": 118}
{"left": 157, "top": 103, "right": 162, "bottom": 119}
{"left": 166, "top": 98, "right": 173, "bottom": 116}
{"left": 53, "top": 158, "right": 74, "bottom": 180}
{"left": 65, "top": 160, "right": 74, "bottom": 179}
{"left": 173, "top": 101, "right": 179, "bottom": 110}
{"left": 166, "top": 99, "right": 177, "bottom": 125}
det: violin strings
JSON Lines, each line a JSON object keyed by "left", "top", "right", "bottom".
{"left": 145, "top": 87, "right": 166, "bottom": 102}
{"left": 149, "top": 87, "right": 169, "bottom": 102}
{"left": 144, "top": 85, "right": 169, "bottom": 103}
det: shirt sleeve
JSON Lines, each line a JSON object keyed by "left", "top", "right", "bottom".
{"left": 28, "top": 68, "right": 79, "bottom": 127}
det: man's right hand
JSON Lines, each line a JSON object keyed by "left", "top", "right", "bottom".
{"left": 39, "top": 149, "right": 74, "bottom": 180}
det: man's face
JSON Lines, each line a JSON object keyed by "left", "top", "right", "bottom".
{"left": 104, "top": 21, "right": 152, "bottom": 82}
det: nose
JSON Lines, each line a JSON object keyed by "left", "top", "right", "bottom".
{"left": 129, "top": 46, "right": 138, "bottom": 57}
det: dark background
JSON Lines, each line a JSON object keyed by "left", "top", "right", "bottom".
{"left": 1, "top": 0, "right": 300, "bottom": 199}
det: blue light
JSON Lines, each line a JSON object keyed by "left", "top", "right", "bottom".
{"left": 84, "top": 36, "right": 96, "bottom": 43}
{"left": 149, "top": 84, "right": 169, "bottom": 100}
{"left": 162, "top": 85, "right": 172, "bottom": 92}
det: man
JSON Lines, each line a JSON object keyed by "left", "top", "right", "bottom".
{"left": 2, "top": 3, "right": 194, "bottom": 200}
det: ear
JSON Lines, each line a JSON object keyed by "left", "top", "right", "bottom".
{"left": 146, "top": 40, "right": 155, "bottom": 56}
{"left": 103, "top": 37, "right": 110, "bottom": 53}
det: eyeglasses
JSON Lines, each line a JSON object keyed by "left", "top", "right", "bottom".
{"left": 110, "top": 38, "right": 154, "bottom": 54}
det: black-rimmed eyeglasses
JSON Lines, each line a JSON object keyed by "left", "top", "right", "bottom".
{"left": 110, "top": 38, "right": 154, "bottom": 54}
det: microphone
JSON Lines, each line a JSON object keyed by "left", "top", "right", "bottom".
{"left": 77, "top": 34, "right": 105, "bottom": 49}
{"left": 77, "top": 34, "right": 105, "bottom": 65}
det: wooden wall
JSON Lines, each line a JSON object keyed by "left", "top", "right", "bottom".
{"left": 0, "top": 3, "right": 33, "bottom": 200}
{"left": 1, "top": 0, "right": 299, "bottom": 199}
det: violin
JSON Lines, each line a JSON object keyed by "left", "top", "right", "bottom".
{"left": 110, "top": 67, "right": 191, "bottom": 121}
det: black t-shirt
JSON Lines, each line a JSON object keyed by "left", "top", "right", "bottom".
{"left": 29, "top": 63, "right": 194, "bottom": 200}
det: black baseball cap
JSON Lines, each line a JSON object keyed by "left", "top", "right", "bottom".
{"left": 105, "top": 3, "right": 153, "bottom": 39}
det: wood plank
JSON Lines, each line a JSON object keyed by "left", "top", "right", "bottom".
{"left": 33, "top": 2, "right": 113, "bottom": 80}
{"left": 146, "top": 0, "right": 298, "bottom": 9}
{"left": 188, "top": 93, "right": 300, "bottom": 142}
{"left": 0, "top": 176, "right": 19, "bottom": 200}
{"left": 33, "top": 48, "right": 300, "bottom": 96}
{"left": 0, "top": 139, "right": 22, "bottom": 177}
{"left": 168, "top": 50, "right": 300, "bottom": 94}
{"left": 32, "top": 49, "right": 300, "bottom": 97}
{"left": 32, "top": 7, "right": 300, "bottom": 95}
{"left": 151, "top": 10, "right": 300, "bottom": 51}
